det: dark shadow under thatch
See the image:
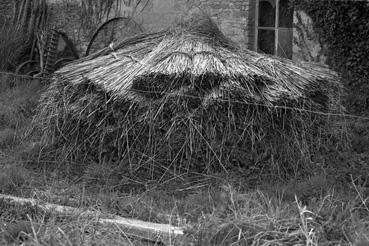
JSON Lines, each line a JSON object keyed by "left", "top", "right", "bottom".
{"left": 34, "top": 14, "right": 344, "bottom": 180}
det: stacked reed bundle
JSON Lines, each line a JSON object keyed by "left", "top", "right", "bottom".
{"left": 34, "top": 14, "right": 343, "bottom": 178}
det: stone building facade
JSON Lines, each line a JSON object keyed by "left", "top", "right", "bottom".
{"left": 45, "top": 0, "right": 254, "bottom": 56}
{"left": 1, "top": 0, "right": 326, "bottom": 63}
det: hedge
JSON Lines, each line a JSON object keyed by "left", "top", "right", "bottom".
{"left": 292, "top": 0, "right": 369, "bottom": 113}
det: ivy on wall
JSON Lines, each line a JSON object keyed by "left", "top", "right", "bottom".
{"left": 292, "top": 0, "right": 369, "bottom": 113}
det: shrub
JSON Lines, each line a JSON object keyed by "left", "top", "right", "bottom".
{"left": 0, "top": 22, "right": 29, "bottom": 71}
{"left": 292, "top": 0, "right": 369, "bottom": 113}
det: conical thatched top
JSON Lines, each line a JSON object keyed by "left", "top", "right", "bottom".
{"left": 55, "top": 13, "right": 342, "bottom": 111}
{"left": 173, "top": 10, "right": 235, "bottom": 49}
{"left": 36, "top": 12, "right": 345, "bottom": 175}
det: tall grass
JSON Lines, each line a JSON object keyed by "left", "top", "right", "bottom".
{"left": 0, "top": 77, "right": 368, "bottom": 246}
{"left": 0, "top": 22, "right": 29, "bottom": 71}
{"left": 0, "top": 74, "right": 42, "bottom": 152}
{"left": 0, "top": 74, "right": 43, "bottom": 197}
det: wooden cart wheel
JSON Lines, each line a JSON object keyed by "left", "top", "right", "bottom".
{"left": 85, "top": 17, "right": 143, "bottom": 56}
{"left": 56, "top": 31, "right": 80, "bottom": 59}
{"left": 54, "top": 57, "right": 75, "bottom": 70}
{"left": 26, "top": 70, "right": 41, "bottom": 76}
{"left": 15, "top": 60, "right": 40, "bottom": 75}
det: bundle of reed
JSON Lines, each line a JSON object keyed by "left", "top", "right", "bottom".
{"left": 33, "top": 14, "right": 344, "bottom": 179}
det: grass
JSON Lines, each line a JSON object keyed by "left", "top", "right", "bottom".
{"left": 0, "top": 23, "right": 29, "bottom": 71}
{"left": 1, "top": 75, "right": 369, "bottom": 246}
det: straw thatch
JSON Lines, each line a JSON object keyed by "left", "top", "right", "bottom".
{"left": 34, "top": 14, "right": 343, "bottom": 178}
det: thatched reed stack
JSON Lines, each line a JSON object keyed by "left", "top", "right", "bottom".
{"left": 34, "top": 14, "right": 343, "bottom": 178}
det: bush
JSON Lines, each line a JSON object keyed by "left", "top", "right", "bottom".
{"left": 293, "top": 0, "right": 369, "bottom": 113}
{"left": 0, "top": 22, "right": 29, "bottom": 71}
{"left": 0, "top": 75, "right": 43, "bottom": 156}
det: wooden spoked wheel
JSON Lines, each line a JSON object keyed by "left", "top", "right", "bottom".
{"left": 85, "top": 17, "right": 144, "bottom": 56}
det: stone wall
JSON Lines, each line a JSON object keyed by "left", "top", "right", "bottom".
{"left": 136, "top": 0, "right": 251, "bottom": 46}
{"left": 1, "top": 0, "right": 326, "bottom": 64}
{"left": 46, "top": 0, "right": 252, "bottom": 55}
{"left": 195, "top": 0, "right": 250, "bottom": 45}
{"left": 116, "top": 0, "right": 252, "bottom": 46}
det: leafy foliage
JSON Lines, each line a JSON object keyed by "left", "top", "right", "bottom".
{"left": 292, "top": 0, "right": 369, "bottom": 113}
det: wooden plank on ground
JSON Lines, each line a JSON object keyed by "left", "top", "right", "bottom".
{"left": 0, "top": 194, "right": 185, "bottom": 245}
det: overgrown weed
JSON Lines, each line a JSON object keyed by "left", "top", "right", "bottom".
{"left": 0, "top": 22, "right": 29, "bottom": 71}
{"left": 0, "top": 75, "right": 42, "bottom": 153}
{"left": 0, "top": 164, "right": 30, "bottom": 194}
{"left": 1, "top": 76, "right": 369, "bottom": 245}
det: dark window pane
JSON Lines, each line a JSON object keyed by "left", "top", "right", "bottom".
{"left": 277, "top": 28, "right": 293, "bottom": 58}
{"left": 259, "top": 0, "right": 276, "bottom": 27}
{"left": 279, "top": 0, "right": 293, "bottom": 27}
{"left": 258, "top": 29, "right": 275, "bottom": 55}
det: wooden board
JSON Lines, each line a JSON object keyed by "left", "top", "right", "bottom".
{"left": 0, "top": 194, "right": 185, "bottom": 245}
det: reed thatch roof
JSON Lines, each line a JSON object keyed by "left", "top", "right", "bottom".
{"left": 34, "top": 13, "right": 344, "bottom": 176}
{"left": 55, "top": 14, "right": 341, "bottom": 112}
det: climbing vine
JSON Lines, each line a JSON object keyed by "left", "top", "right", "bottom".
{"left": 292, "top": 0, "right": 369, "bottom": 113}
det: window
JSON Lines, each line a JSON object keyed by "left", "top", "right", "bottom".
{"left": 255, "top": 0, "right": 293, "bottom": 59}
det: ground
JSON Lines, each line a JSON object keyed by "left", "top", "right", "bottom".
{"left": 1, "top": 74, "right": 369, "bottom": 246}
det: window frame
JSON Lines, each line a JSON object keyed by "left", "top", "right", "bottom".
{"left": 254, "top": 0, "right": 293, "bottom": 58}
